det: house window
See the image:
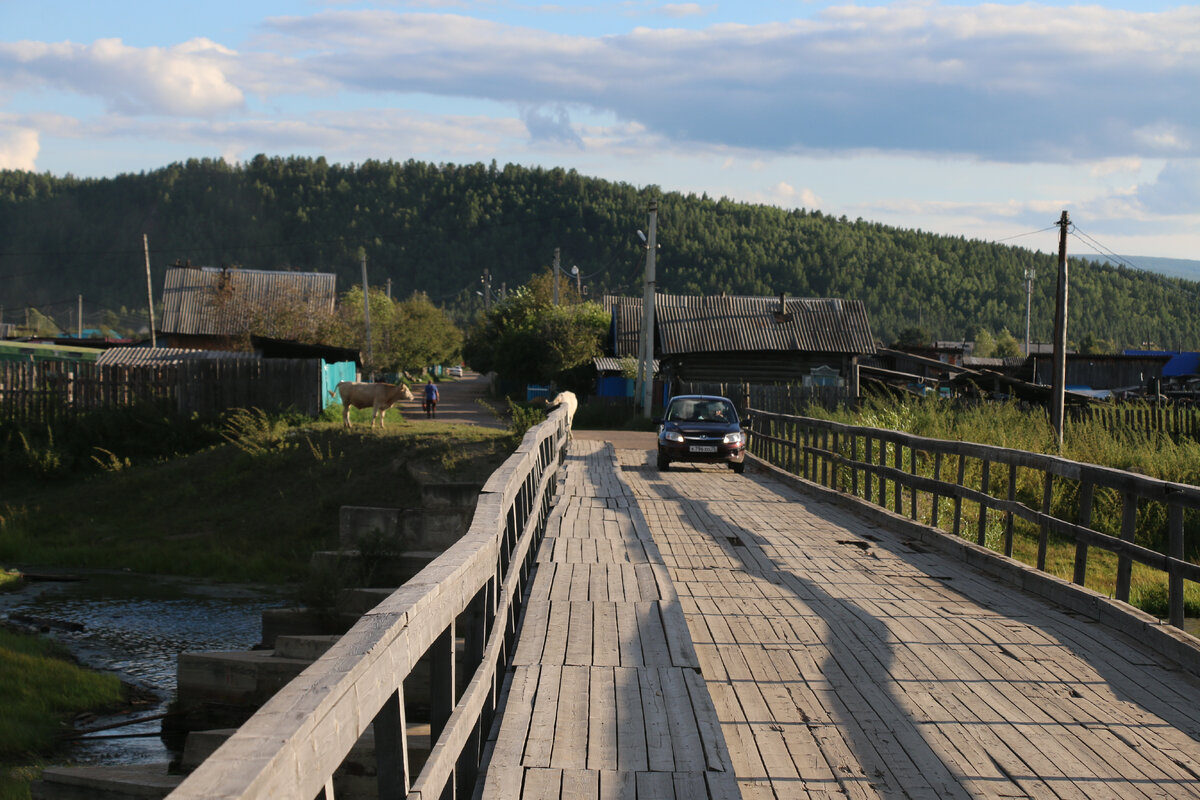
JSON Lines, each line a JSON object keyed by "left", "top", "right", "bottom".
{"left": 803, "top": 365, "right": 844, "bottom": 389}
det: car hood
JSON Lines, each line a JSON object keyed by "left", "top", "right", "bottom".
{"left": 661, "top": 420, "right": 740, "bottom": 436}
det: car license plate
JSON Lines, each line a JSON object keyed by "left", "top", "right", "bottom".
{"left": 689, "top": 445, "right": 718, "bottom": 453}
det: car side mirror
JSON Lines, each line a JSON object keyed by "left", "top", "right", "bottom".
{"left": 653, "top": 417, "right": 663, "bottom": 425}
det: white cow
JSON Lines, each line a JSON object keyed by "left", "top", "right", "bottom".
{"left": 330, "top": 381, "right": 414, "bottom": 429}
{"left": 547, "top": 390, "right": 578, "bottom": 432}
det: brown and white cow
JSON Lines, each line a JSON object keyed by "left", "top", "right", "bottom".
{"left": 330, "top": 381, "right": 414, "bottom": 429}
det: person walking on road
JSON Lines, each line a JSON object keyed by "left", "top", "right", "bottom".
{"left": 423, "top": 379, "right": 439, "bottom": 418}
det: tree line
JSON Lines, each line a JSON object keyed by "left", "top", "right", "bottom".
{"left": 2, "top": 155, "right": 1199, "bottom": 351}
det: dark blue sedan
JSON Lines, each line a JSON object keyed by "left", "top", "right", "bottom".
{"left": 656, "top": 395, "right": 746, "bottom": 473}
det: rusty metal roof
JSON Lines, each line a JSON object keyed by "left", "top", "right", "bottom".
{"left": 160, "top": 267, "right": 337, "bottom": 337}
{"left": 605, "top": 294, "right": 876, "bottom": 357}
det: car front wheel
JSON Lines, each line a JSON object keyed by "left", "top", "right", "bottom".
{"left": 731, "top": 461, "right": 745, "bottom": 474}
{"left": 657, "top": 454, "right": 670, "bottom": 471}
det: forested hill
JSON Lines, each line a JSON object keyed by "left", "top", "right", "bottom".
{"left": 2, "top": 155, "right": 1197, "bottom": 348}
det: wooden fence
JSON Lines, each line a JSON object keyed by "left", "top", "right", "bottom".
{"left": 745, "top": 409, "right": 1200, "bottom": 630}
{"left": 167, "top": 406, "right": 571, "bottom": 800}
{"left": 0, "top": 358, "right": 323, "bottom": 422}
{"left": 681, "top": 381, "right": 851, "bottom": 414}
{"left": 1070, "top": 403, "right": 1200, "bottom": 441}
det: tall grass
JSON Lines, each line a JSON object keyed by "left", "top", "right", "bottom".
{"left": 793, "top": 397, "right": 1200, "bottom": 618}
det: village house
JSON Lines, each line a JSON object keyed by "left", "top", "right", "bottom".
{"left": 604, "top": 293, "right": 876, "bottom": 402}
{"left": 158, "top": 265, "right": 337, "bottom": 351}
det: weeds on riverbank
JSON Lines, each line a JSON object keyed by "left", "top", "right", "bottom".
{"left": 799, "top": 397, "right": 1200, "bottom": 619}
{"left": 0, "top": 626, "right": 123, "bottom": 800}
{"left": 0, "top": 415, "right": 511, "bottom": 584}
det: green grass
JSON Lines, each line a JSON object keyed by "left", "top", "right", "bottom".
{"left": 0, "top": 627, "right": 124, "bottom": 800}
{"left": 0, "top": 413, "right": 512, "bottom": 584}
{"left": 0, "top": 571, "right": 19, "bottom": 593}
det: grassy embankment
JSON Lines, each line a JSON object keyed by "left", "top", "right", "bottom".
{"left": 1, "top": 405, "right": 512, "bottom": 582}
{"left": 801, "top": 397, "right": 1200, "bottom": 619}
{"left": 0, "top": 402, "right": 513, "bottom": 797}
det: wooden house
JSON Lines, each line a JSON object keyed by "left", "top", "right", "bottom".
{"left": 159, "top": 266, "right": 337, "bottom": 350}
{"left": 605, "top": 293, "right": 876, "bottom": 398}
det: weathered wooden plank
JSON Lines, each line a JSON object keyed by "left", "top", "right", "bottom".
{"left": 520, "top": 768, "right": 561, "bottom": 799}
{"left": 550, "top": 665, "right": 589, "bottom": 770}
{"left": 587, "top": 668, "right": 618, "bottom": 771}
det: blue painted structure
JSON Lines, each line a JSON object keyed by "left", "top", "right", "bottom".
{"left": 321, "top": 361, "right": 358, "bottom": 408}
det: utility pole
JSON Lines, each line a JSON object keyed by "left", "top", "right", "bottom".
{"left": 553, "top": 248, "right": 561, "bottom": 305}
{"left": 143, "top": 234, "right": 157, "bottom": 347}
{"left": 1024, "top": 267, "right": 1035, "bottom": 356}
{"left": 1050, "top": 211, "right": 1070, "bottom": 449}
{"left": 573, "top": 265, "right": 581, "bottom": 296}
{"left": 640, "top": 199, "right": 659, "bottom": 418}
{"left": 481, "top": 269, "right": 492, "bottom": 311}
{"left": 362, "top": 254, "right": 373, "bottom": 379}
{"left": 386, "top": 278, "right": 392, "bottom": 300}
{"left": 78, "top": 295, "right": 83, "bottom": 339}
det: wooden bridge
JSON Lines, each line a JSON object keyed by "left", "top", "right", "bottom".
{"left": 169, "top": 411, "right": 1200, "bottom": 800}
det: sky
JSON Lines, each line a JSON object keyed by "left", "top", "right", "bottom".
{"left": 1, "top": 0, "right": 1198, "bottom": 263}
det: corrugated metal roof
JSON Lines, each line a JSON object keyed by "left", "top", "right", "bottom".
{"left": 604, "top": 295, "right": 645, "bottom": 358}
{"left": 605, "top": 294, "right": 876, "bottom": 357}
{"left": 160, "top": 267, "right": 337, "bottom": 337}
{"left": 96, "top": 347, "right": 259, "bottom": 366}
{"left": 593, "top": 357, "right": 659, "bottom": 373}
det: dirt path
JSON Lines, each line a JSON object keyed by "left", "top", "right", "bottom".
{"left": 400, "top": 370, "right": 506, "bottom": 429}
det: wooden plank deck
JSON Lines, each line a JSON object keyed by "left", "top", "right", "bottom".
{"left": 479, "top": 441, "right": 739, "bottom": 799}
{"left": 481, "top": 440, "right": 1200, "bottom": 799}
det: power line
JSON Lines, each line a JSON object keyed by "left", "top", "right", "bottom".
{"left": 1069, "top": 226, "right": 1145, "bottom": 272}
{"left": 994, "top": 224, "right": 1059, "bottom": 244}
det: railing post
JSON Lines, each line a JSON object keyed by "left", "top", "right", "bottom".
{"left": 864, "top": 436, "right": 874, "bottom": 502}
{"left": 1004, "top": 462, "right": 1017, "bottom": 557}
{"left": 909, "top": 445, "right": 918, "bottom": 520}
{"left": 850, "top": 433, "right": 859, "bottom": 498}
{"left": 794, "top": 420, "right": 802, "bottom": 476}
{"left": 893, "top": 441, "right": 903, "bottom": 516}
{"left": 1073, "top": 481, "right": 1094, "bottom": 586}
{"left": 952, "top": 455, "right": 966, "bottom": 539}
{"left": 821, "top": 428, "right": 830, "bottom": 487}
{"left": 931, "top": 452, "right": 943, "bottom": 528}
{"left": 373, "top": 688, "right": 410, "bottom": 800}
{"left": 430, "top": 621, "right": 456, "bottom": 748}
{"left": 1037, "top": 473, "right": 1053, "bottom": 571}
{"left": 977, "top": 460, "right": 990, "bottom": 547}
{"left": 1115, "top": 492, "right": 1137, "bottom": 604}
{"left": 1168, "top": 501, "right": 1185, "bottom": 629}
{"left": 878, "top": 439, "right": 888, "bottom": 509}
{"left": 833, "top": 431, "right": 842, "bottom": 492}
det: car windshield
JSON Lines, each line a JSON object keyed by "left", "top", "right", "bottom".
{"left": 665, "top": 398, "right": 736, "bottom": 423}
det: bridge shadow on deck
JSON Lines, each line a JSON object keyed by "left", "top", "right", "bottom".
{"left": 621, "top": 457, "right": 1200, "bottom": 799}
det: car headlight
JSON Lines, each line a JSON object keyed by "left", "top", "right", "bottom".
{"left": 662, "top": 431, "right": 685, "bottom": 443}
{"left": 723, "top": 431, "right": 745, "bottom": 445}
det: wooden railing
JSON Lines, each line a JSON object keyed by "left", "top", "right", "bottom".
{"left": 167, "top": 407, "right": 570, "bottom": 800}
{"left": 746, "top": 409, "right": 1200, "bottom": 630}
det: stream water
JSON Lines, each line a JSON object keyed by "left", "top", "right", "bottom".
{"left": 0, "top": 570, "right": 281, "bottom": 765}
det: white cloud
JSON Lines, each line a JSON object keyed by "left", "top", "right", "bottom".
{"left": 0, "top": 38, "right": 244, "bottom": 115}
{"left": 242, "top": 5, "right": 1200, "bottom": 163}
{"left": 1134, "top": 161, "right": 1200, "bottom": 215}
{"left": 0, "top": 126, "right": 38, "bottom": 170}
{"left": 659, "top": 4, "right": 711, "bottom": 18}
